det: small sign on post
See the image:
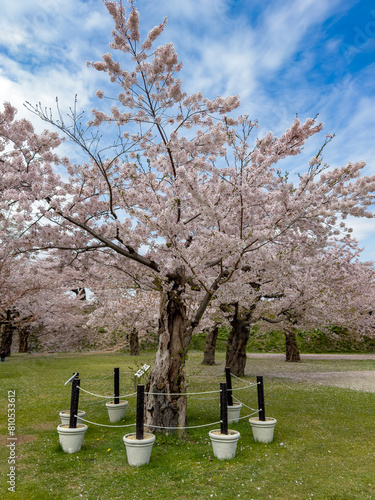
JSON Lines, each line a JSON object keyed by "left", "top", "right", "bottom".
{"left": 134, "top": 364, "right": 150, "bottom": 390}
{"left": 64, "top": 372, "right": 79, "bottom": 386}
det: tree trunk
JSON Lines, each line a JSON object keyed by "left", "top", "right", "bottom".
{"left": 129, "top": 329, "right": 139, "bottom": 356}
{"left": 202, "top": 325, "right": 219, "bottom": 365}
{"left": 1, "top": 313, "right": 15, "bottom": 357}
{"left": 285, "top": 328, "right": 301, "bottom": 362}
{"left": 145, "top": 278, "right": 188, "bottom": 431}
{"left": 18, "top": 326, "right": 30, "bottom": 353}
{"left": 226, "top": 318, "right": 250, "bottom": 377}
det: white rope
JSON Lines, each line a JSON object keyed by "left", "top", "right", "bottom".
{"left": 233, "top": 396, "right": 259, "bottom": 413}
{"left": 237, "top": 410, "right": 260, "bottom": 420}
{"left": 231, "top": 382, "right": 259, "bottom": 392}
{"left": 77, "top": 416, "right": 136, "bottom": 428}
{"left": 78, "top": 387, "right": 137, "bottom": 399}
{"left": 149, "top": 420, "right": 223, "bottom": 430}
{"left": 231, "top": 373, "right": 260, "bottom": 385}
{"left": 145, "top": 388, "right": 221, "bottom": 397}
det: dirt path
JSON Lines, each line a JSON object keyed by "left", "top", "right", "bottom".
{"left": 247, "top": 353, "right": 375, "bottom": 392}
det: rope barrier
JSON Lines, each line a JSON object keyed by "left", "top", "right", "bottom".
{"left": 236, "top": 410, "right": 260, "bottom": 421}
{"left": 76, "top": 416, "right": 228, "bottom": 430}
{"left": 230, "top": 373, "right": 256, "bottom": 384}
{"left": 233, "top": 395, "right": 258, "bottom": 413}
{"left": 63, "top": 372, "right": 264, "bottom": 432}
{"left": 144, "top": 388, "right": 221, "bottom": 397}
{"left": 146, "top": 420, "right": 223, "bottom": 430}
{"left": 77, "top": 416, "right": 136, "bottom": 428}
{"left": 231, "top": 382, "right": 259, "bottom": 392}
{"left": 78, "top": 386, "right": 137, "bottom": 399}
{"left": 73, "top": 378, "right": 258, "bottom": 400}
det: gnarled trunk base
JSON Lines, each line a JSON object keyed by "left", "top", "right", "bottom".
{"left": 285, "top": 329, "right": 301, "bottom": 362}
{"left": 145, "top": 280, "right": 188, "bottom": 432}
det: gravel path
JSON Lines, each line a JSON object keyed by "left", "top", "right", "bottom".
{"left": 247, "top": 353, "right": 375, "bottom": 361}
{"left": 246, "top": 353, "right": 375, "bottom": 392}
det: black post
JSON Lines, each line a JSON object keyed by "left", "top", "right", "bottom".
{"left": 225, "top": 367, "right": 233, "bottom": 406}
{"left": 136, "top": 385, "right": 145, "bottom": 440}
{"left": 220, "top": 382, "right": 228, "bottom": 435}
{"left": 257, "top": 376, "right": 265, "bottom": 421}
{"left": 69, "top": 376, "right": 80, "bottom": 428}
{"left": 114, "top": 367, "right": 120, "bottom": 405}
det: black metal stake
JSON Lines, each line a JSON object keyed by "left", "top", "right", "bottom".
{"left": 225, "top": 367, "right": 233, "bottom": 406}
{"left": 220, "top": 382, "right": 228, "bottom": 435}
{"left": 136, "top": 385, "right": 145, "bottom": 440}
{"left": 257, "top": 376, "right": 265, "bottom": 421}
{"left": 114, "top": 367, "right": 120, "bottom": 405}
{"left": 69, "top": 375, "right": 80, "bottom": 428}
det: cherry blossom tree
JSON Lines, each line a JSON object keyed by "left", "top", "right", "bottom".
{"left": 1, "top": 1, "right": 375, "bottom": 429}
{"left": 258, "top": 239, "right": 375, "bottom": 361}
{"left": 87, "top": 276, "right": 159, "bottom": 354}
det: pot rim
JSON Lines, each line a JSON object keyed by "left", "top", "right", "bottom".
{"left": 59, "top": 410, "right": 85, "bottom": 415}
{"left": 57, "top": 423, "right": 88, "bottom": 432}
{"left": 209, "top": 429, "right": 241, "bottom": 439}
{"left": 249, "top": 417, "right": 277, "bottom": 424}
{"left": 123, "top": 432, "right": 156, "bottom": 444}
{"left": 106, "top": 400, "right": 128, "bottom": 406}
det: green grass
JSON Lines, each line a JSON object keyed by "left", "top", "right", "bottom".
{"left": 1, "top": 351, "right": 374, "bottom": 499}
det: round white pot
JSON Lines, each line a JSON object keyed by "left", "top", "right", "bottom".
{"left": 57, "top": 424, "right": 88, "bottom": 454}
{"left": 106, "top": 401, "right": 128, "bottom": 423}
{"left": 249, "top": 417, "right": 277, "bottom": 443}
{"left": 228, "top": 402, "right": 242, "bottom": 423}
{"left": 123, "top": 433, "right": 156, "bottom": 466}
{"left": 59, "top": 410, "right": 86, "bottom": 426}
{"left": 208, "top": 429, "right": 240, "bottom": 460}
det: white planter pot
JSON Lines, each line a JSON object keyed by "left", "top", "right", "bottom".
{"left": 57, "top": 424, "right": 88, "bottom": 453}
{"left": 208, "top": 430, "right": 240, "bottom": 460}
{"left": 228, "top": 402, "right": 242, "bottom": 423}
{"left": 249, "top": 417, "right": 277, "bottom": 443}
{"left": 59, "top": 410, "right": 86, "bottom": 425}
{"left": 123, "top": 433, "right": 156, "bottom": 466}
{"left": 106, "top": 401, "right": 128, "bottom": 423}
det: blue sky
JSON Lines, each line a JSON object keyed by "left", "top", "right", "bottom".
{"left": 1, "top": 0, "right": 374, "bottom": 261}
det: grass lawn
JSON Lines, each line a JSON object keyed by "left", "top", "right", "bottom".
{"left": 0, "top": 351, "right": 374, "bottom": 499}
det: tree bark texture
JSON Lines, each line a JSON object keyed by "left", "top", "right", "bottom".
{"left": 285, "top": 328, "right": 301, "bottom": 362}
{"left": 226, "top": 317, "right": 250, "bottom": 377}
{"left": 202, "top": 325, "right": 219, "bottom": 365}
{"left": 129, "top": 329, "right": 139, "bottom": 356}
{"left": 1, "top": 311, "right": 15, "bottom": 357}
{"left": 145, "top": 273, "right": 188, "bottom": 431}
{"left": 18, "top": 326, "right": 31, "bottom": 353}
